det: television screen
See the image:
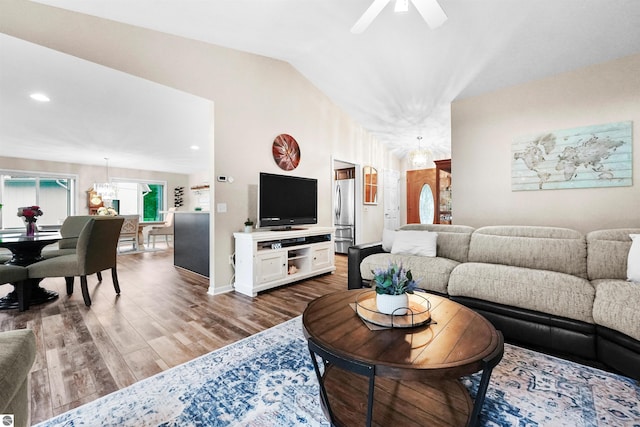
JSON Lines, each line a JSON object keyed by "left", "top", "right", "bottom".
{"left": 259, "top": 172, "right": 317, "bottom": 229}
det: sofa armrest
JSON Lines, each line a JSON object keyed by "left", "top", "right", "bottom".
{"left": 347, "top": 242, "right": 386, "bottom": 289}
{"left": 0, "top": 329, "right": 36, "bottom": 426}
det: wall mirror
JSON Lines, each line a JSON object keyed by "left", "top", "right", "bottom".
{"left": 363, "top": 166, "right": 378, "bottom": 205}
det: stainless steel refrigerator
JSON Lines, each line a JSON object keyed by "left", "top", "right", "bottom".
{"left": 334, "top": 178, "right": 355, "bottom": 254}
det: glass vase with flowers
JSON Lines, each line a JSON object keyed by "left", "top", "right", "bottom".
{"left": 17, "top": 205, "right": 43, "bottom": 236}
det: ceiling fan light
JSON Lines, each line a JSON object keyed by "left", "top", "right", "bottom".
{"left": 351, "top": 0, "right": 391, "bottom": 34}
{"left": 394, "top": 0, "right": 409, "bottom": 13}
{"left": 411, "top": 0, "right": 448, "bottom": 29}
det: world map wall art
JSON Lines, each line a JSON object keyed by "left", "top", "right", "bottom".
{"left": 512, "top": 121, "right": 632, "bottom": 191}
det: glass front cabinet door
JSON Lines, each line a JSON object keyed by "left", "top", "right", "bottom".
{"left": 434, "top": 159, "right": 452, "bottom": 224}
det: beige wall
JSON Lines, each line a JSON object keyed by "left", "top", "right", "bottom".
{"left": 451, "top": 54, "right": 640, "bottom": 233}
{"left": 0, "top": 0, "right": 400, "bottom": 291}
{"left": 0, "top": 156, "right": 189, "bottom": 215}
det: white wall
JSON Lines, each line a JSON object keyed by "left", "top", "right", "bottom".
{"left": 451, "top": 54, "right": 640, "bottom": 233}
{"left": 0, "top": 0, "right": 401, "bottom": 290}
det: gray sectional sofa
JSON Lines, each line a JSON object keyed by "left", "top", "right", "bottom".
{"left": 348, "top": 224, "right": 640, "bottom": 380}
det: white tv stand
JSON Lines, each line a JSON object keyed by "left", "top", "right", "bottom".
{"left": 233, "top": 226, "right": 335, "bottom": 297}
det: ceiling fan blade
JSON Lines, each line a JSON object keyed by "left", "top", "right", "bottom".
{"left": 411, "top": 0, "right": 448, "bottom": 29}
{"left": 351, "top": 0, "right": 391, "bottom": 34}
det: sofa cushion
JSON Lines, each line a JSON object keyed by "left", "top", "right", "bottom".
{"left": 468, "top": 226, "right": 588, "bottom": 279}
{"left": 586, "top": 228, "right": 640, "bottom": 280}
{"left": 592, "top": 279, "right": 640, "bottom": 341}
{"left": 627, "top": 234, "right": 640, "bottom": 282}
{"left": 448, "top": 262, "right": 595, "bottom": 324}
{"left": 382, "top": 229, "right": 396, "bottom": 252}
{"left": 360, "top": 253, "right": 458, "bottom": 294}
{"left": 391, "top": 230, "right": 437, "bottom": 257}
{"left": 398, "top": 224, "right": 474, "bottom": 263}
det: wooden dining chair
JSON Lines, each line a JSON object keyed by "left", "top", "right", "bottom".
{"left": 27, "top": 216, "right": 124, "bottom": 307}
{"left": 148, "top": 207, "right": 176, "bottom": 248}
{"left": 117, "top": 214, "right": 140, "bottom": 252}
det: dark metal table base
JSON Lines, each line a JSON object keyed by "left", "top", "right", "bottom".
{"left": 0, "top": 279, "right": 59, "bottom": 310}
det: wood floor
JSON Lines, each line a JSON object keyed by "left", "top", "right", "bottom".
{"left": 0, "top": 249, "right": 349, "bottom": 425}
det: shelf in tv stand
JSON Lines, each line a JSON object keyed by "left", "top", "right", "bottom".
{"left": 233, "top": 226, "right": 336, "bottom": 297}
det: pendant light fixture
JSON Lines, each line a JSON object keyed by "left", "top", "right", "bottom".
{"left": 409, "top": 136, "right": 433, "bottom": 169}
{"left": 93, "top": 157, "right": 117, "bottom": 200}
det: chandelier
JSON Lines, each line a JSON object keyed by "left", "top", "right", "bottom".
{"left": 409, "top": 136, "right": 433, "bottom": 168}
{"left": 93, "top": 158, "right": 117, "bottom": 200}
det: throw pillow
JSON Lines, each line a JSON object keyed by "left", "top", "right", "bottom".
{"left": 382, "top": 229, "right": 396, "bottom": 252}
{"left": 391, "top": 230, "right": 438, "bottom": 257}
{"left": 628, "top": 234, "right": 640, "bottom": 283}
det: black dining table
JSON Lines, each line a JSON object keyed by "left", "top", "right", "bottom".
{"left": 0, "top": 231, "right": 61, "bottom": 310}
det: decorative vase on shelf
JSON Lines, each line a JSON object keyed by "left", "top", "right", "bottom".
{"left": 376, "top": 293, "right": 409, "bottom": 315}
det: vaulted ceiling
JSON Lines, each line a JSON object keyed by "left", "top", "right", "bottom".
{"left": 2, "top": 0, "right": 640, "bottom": 173}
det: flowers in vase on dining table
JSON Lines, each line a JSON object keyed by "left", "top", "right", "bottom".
{"left": 372, "top": 262, "right": 420, "bottom": 315}
{"left": 17, "top": 205, "right": 43, "bottom": 222}
{"left": 17, "top": 205, "right": 43, "bottom": 236}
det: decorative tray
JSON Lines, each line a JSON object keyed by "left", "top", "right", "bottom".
{"left": 355, "top": 291, "right": 432, "bottom": 328}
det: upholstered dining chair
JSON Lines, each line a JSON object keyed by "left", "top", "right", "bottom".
{"left": 42, "top": 215, "right": 93, "bottom": 259}
{"left": 0, "top": 265, "right": 29, "bottom": 311}
{"left": 148, "top": 207, "right": 176, "bottom": 248}
{"left": 27, "top": 216, "right": 124, "bottom": 307}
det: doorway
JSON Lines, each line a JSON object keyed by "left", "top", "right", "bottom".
{"left": 383, "top": 169, "right": 400, "bottom": 230}
{"left": 333, "top": 159, "right": 357, "bottom": 254}
{"left": 406, "top": 169, "right": 436, "bottom": 224}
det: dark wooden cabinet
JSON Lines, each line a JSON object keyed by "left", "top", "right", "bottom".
{"left": 174, "top": 212, "right": 210, "bottom": 277}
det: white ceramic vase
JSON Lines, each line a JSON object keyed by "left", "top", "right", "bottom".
{"left": 376, "top": 293, "right": 409, "bottom": 315}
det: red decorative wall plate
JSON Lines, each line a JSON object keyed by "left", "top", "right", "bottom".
{"left": 272, "top": 134, "right": 301, "bottom": 171}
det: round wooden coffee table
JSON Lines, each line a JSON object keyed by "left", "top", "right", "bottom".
{"left": 302, "top": 289, "right": 504, "bottom": 427}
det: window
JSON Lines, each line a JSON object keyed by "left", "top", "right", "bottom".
{"left": 1, "top": 171, "right": 76, "bottom": 229}
{"left": 111, "top": 180, "right": 165, "bottom": 222}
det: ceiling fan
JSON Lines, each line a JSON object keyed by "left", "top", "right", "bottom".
{"left": 351, "top": 0, "right": 448, "bottom": 34}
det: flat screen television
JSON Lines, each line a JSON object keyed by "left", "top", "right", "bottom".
{"left": 259, "top": 172, "right": 317, "bottom": 229}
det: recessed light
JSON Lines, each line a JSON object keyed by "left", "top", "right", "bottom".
{"left": 190, "top": 145, "right": 200, "bottom": 150}
{"left": 30, "top": 93, "right": 50, "bottom": 102}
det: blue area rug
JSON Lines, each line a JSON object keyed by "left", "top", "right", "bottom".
{"left": 36, "top": 317, "right": 640, "bottom": 426}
